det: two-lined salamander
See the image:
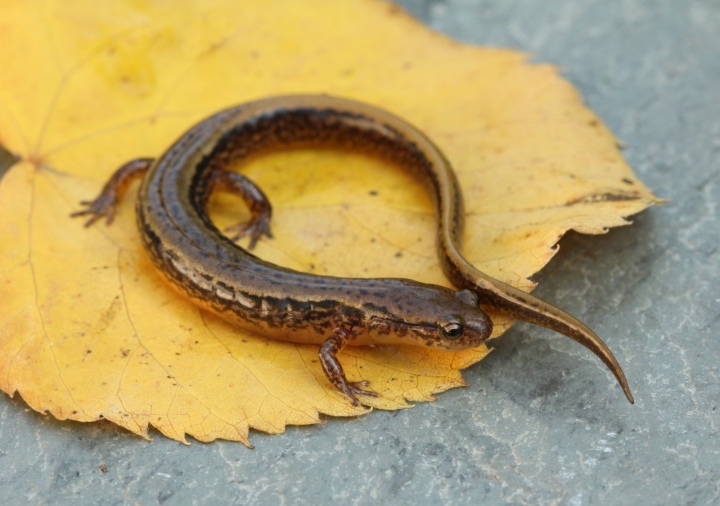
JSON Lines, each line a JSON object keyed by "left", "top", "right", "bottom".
{"left": 73, "top": 95, "right": 633, "bottom": 405}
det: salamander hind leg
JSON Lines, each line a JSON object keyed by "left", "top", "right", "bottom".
{"left": 71, "top": 158, "right": 154, "bottom": 226}
{"left": 210, "top": 171, "right": 273, "bottom": 249}
{"left": 319, "top": 329, "right": 379, "bottom": 406}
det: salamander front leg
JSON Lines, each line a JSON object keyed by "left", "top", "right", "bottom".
{"left": 319, "top": 329, "right": 379, "bottom": 406}
{"left": 209, "top": 171, "right": 273, "bottom": 249}
{"left": 71, "top": 158, "right": 154, "bottom": 226}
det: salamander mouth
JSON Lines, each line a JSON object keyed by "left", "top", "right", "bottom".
{"left": 368, "top": 317, "right": 435, "bottom": 333}
{"left": 369, "top": 316, "right": 475, "bottom": 349}
{"left": 368, "top": 316, "right": 491, "bottom": 347}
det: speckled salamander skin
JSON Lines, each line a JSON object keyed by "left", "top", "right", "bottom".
{"left": 75, "top": 95, "right": 633, "bottom": 405}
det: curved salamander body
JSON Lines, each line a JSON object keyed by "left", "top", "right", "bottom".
{"left": 74, "top": 95, "right": 633, "bottom": 405}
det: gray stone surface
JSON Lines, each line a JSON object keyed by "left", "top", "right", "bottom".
{"left": 1, "top": 0, "right": 718, "bottom": 504}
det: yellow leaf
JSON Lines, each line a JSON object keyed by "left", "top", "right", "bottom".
{"left": 0, "top": 0, "right": 658, "bottom": 445}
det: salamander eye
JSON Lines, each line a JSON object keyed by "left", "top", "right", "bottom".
{"left": 441, "top": 322, "right": 464, "bottom": 340}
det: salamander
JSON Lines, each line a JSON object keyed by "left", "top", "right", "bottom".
{"left": 73, "top": 95, "right": 633, "bottom": 405}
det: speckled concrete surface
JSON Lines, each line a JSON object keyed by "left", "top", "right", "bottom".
{"left": 1, "top": 1, "right": 718, "bottom": 504}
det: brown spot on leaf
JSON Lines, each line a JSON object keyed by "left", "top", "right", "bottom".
{"left": 566, "top": 190, "right": 641, "bottom": 205}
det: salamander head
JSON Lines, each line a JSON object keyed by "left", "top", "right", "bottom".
{"left": 367, "top": 284, "right": 492, "bottom": 349}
